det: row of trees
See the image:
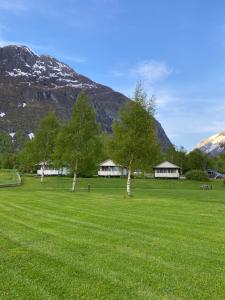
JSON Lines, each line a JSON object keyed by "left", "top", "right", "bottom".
{"left": 20, "top": 91, "right": 101, "bottom": 191}
{"left": 1, "top": 83, "right": 225, "bottom": 195}
{"left": 18, "top": 83, "right": 159, "bottom": 195}
{"left": 162, "top": 144, "right": 224, "bottom": 174}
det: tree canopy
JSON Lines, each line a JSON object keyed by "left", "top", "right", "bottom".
{"left": 20, "top": 112, "right": 60, "bottom": 180}
{"left": 54, "top": 91, "right": 100, "bottom": 191}
{"left": 111, "top": 83, "right": 159, "bottom": 196}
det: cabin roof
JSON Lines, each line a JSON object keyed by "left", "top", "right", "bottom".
{"left": 99, "top": 159, "right": 122, "bottom": 167}
{"left": 154, "top": 161, "right": 181, "bottom": 169}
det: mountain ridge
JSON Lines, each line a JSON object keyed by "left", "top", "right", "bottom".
{"left": 0, "top": 44, "right": 172, "bottom": 150}
{"left": 195, "top": 131, "right": 225, "bottom": 156}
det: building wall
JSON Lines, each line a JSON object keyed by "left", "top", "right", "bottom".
{"left": 98, "top": 166, "right": 128, "bottom": 177}
{"left": 154, "top": 168, "right": 180, "bottom": 178}
{"left": 37, "top": 167, "right": 69, "bottom": 176}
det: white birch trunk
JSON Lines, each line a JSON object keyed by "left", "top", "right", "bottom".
{"left": 41, "top": 165, "right": 45, "bottom": 182}
{"left": 127, "top": 164, "right": 132, "bottom": 197}
{"left": 72, "top": 161, "right": 78, "bottom": 192}
{"left": 72, "top": 171, "right": 77, "bottom": 192}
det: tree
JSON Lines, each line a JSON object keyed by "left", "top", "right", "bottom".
{"left": 0, "top": 130, "right": 15, "bottom": 168}
{"left": 99, "top": 133, "right": 112, "bottom": 161}
{"left": 18, "top": 139, "right": 38, "bottom": 173}
{"left": 163, "top": 145, "right": 189, "bottom": 173}
{"left": 111, "top": 83, "right": 159, "bottom": 196}
{"left": 213, "top": 153, "right": 225, "bottom": 174}
{"left": 14, "top": 131, "right": 29, "bottom": 151}
{"left": 22, "top": 113, "right": 60, "bottom": 181}
{"left": 187, "top": 149, "right": 213, "bottom": 171}
{"left": 163, "top": 144, "right": 176, "bottom": 163}
{"left": 185, "top": 169, "right": 209, "bottom": 181}
{"left": 54, "top": 91, "right": 100, "bottom": 192}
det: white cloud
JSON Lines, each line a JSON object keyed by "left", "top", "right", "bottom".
{"left": 149, "top": 87, "right": 178, "bottom": 109}
{"left": 110, "top": 60, "right": 174, "bottom": 105}
{"left": 111, "top": 60, "right": 173, "bottom": 83}
{"left": 131, "top": 60, "right": 172, "bottom": 83}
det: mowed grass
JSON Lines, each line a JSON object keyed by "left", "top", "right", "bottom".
{"left": 1, "top": 176, "right": 225, "bottom": 299}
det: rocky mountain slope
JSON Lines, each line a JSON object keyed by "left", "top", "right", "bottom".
{"left": 195, "top": 132, "right": 225, "bottom": 156}
{"left": 0, "top": 45, "right": 171, "bottom": 149}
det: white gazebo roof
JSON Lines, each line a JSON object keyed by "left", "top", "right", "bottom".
{"left": 99, "top": 159, "right": 119, "bottom": 167}
{"left": 154, "top": 161, "right": 181, "bottom": 169}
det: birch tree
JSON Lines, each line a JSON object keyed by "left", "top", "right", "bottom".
{"left": 111, "top": 83, "right": 159, "bottom": 196}
{"left": 55, "top": 91, "right": 100, "bottom": 192}
{"left": 29, "top": 113, "right": 60, "bottom": 182}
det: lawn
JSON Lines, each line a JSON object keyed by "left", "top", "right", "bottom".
{"left": 1, "top": 176, "right": 225, "bottom": 299}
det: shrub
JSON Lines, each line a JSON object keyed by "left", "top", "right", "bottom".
{"left": 185, "top": 170, "right": 209, "bottom": 181}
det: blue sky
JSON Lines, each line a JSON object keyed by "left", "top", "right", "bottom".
{"left": 1, "top": 0, "right": 225, "bottom": 150}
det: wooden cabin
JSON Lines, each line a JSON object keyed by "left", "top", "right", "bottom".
{"left": 98, "top": 159, "right": 128, "bottom": 177}
{"left": 37, "top": 162, "right": 69, "bottom": 176}
{"left": 154, "top": 161, "right": 181, "bottom": 179}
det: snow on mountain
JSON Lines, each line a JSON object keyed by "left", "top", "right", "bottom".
{"left": 195, "top": 131, "right": 225, "bottom": 156}
{"left": 2, "top": 45, "right": 96, "bottom": 89}
{"left": 0, "top": 44, "right": 172, "bottom": 150}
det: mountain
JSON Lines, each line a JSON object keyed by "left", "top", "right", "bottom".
{"left": 0, "top": 45, "right": 172, "bottom": 149}
{"left": 195, "top": 132, "right": 225, "bottom": 156}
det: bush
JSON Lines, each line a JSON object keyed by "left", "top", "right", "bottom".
{"left": 185, "top": 170, "right": 209, "bottom": 181}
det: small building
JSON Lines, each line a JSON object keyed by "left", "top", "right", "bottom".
{"left": 154, "top": 161, "right": 181, "bottom": 179}
{"left": 37, "top": 162, "right": 69, "bottom": 176}
{"left": 98, "top": 159, "right": 128, "bottom": 177}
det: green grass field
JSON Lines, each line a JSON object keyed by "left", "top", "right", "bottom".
{"left": 1, "top": 176, "right": 225, "bottom": 299}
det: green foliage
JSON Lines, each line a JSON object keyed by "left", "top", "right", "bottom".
{"left": 18, "top": 140, "right": 38, "bottom": 173}
{"left": 54, "top": 91, "right": 101, "bottom": 176}
{"left": 18, "top": 113, "right": 60, "bottom": 172}
{"left": 99, "top": 133, "right": 112, "bottom": 161}
{"left": 133, "top": 81, "right": 157, "bottom": 116}
{"left": 111, "top": 84, "right": 160, "bottom": 172}
{"left": 14, "top": 131, "right": 29, "bottom": 151}
{"left": 0, "top": 130, "right": 15, "bottom": 168}
{"left": 185, "top": 169, "right": 209, "bottom": 181}
{"left": 214, "top": 153, "right": 225, "bottom": 174}
{"left": 0, "top": 131, "right": 14, "bottom": 154}
{"left": 34, "top": 112, "right": 60, "bottom": 163}
{"left": 163, "top": 145, "right": 189, "bottom": 172}
{"left": 187, "top": 149, "right": 213, "bottom": 171}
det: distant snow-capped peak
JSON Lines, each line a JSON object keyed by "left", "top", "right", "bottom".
{"left": 195, "top": 131, "right": 225, "bottom": 156}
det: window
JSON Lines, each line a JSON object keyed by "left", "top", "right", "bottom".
{"left": 156, "top": 168, "right": 178, "bottom": 174}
